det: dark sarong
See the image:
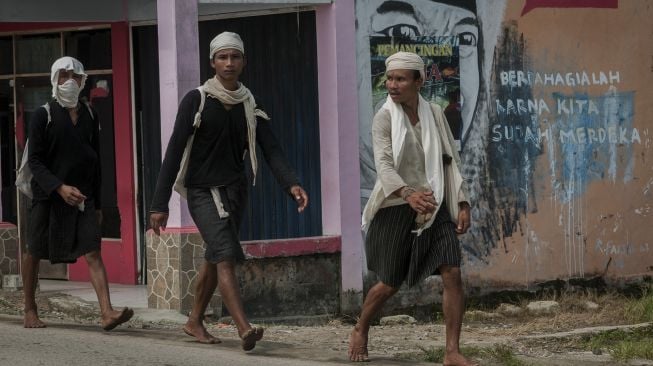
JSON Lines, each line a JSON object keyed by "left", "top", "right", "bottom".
{"left": 187, "top": 183, "right": 247, "bottom": 264}
{"left": 365, "top": 201, "right": 461, "bottom": 288}
{"left": 27, "top": 198, "right": 101, "bottom": 264}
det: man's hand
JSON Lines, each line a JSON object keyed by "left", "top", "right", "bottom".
{"left": 95, "top": 210, "right": 103, "bottom": 225}
{"left": 289, "top": 185, "right": 309, "bottom": 213}
{"left": 405, "top": 189, "right": 437, "bottom": 214}
{"left": 149, "top": 212, "right": 169, "bottom": 236}
{"left": 56, "top": 184, "right": 86, "bottom": 206}
{"left": 455, "top": 202, "right": 471, "bottom": 234}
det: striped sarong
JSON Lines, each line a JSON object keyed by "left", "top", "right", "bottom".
{"left": 365, "top": 200, "right": 461, "bottom": 288}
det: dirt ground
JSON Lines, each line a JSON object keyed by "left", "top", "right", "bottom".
{"left": 1, "top": 288, "right": 651, "bottom": 365}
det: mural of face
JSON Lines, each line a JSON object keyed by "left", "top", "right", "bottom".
{"left": 369, "top": 0, "right": 480, "bottom": 144}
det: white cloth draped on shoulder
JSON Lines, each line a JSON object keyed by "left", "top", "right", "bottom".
{"left": 202, "top": 76, "right": 269, "bottom": 185}
{"left": 173, "top": 77, "right": 270, "bottom": 219}
{"left": 362, "top": 95, "right": 466, "bottom": 236}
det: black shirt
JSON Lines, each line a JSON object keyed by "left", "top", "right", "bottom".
{"left": 28, "top": 101, "right": 101, "bottom": 206}
{"left": 150, "top": 89, "right": 299, "bottom": 213}
{"left": 187, "top": 94, "right": 248, "bottom": 187}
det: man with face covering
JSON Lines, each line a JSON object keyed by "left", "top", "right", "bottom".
{"left": 350, "top": 52, "right": 475, "bottom": 365}
{"left": 22, "top": 56, "right": 134, "bottom": 330}
{"left": 149, "top": 32, "right": 309, "bottom": 351}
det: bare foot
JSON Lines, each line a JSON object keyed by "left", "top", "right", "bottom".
{"left": 183, "top": 318, "right": 221, "bottom": 344}
{"left": 240, "top": 326, "right": 264, "bottom": 351}
{"left": 443, "top": 351, "right": 479, "bottom": 366}
{"left": 23, "top": 309, "right": 46, "bottom": 328}
{"left": 348, "top": 325, "right": 369, "bottom": 362}
{"left": 101, "top": 307, "right": 134, "bottom": 331}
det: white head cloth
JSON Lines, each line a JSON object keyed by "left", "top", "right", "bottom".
{"left": 209, "top": 31, "right": 244, "bottom": 60}
{"left": 50, "top": 56, "right": 87, "bottom": 99}
{"left": 385, "top": 51, "right": 425, "bottom": 80}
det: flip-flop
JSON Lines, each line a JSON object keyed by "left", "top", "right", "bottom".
{"left": 241, "top": 327, "right": 264, "bottom": 351}
{"left": 348, "top": 344, "right": 370, "bottom": 362}
{"left": 182, "top": 326, "right": 222, "bottom": 344}
{"left": 102, "top": 307, "right": 134, "bottom": 331}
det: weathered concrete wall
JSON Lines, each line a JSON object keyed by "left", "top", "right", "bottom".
{"left": 355, "top": 0, "right": 653, "bottom": 293}
{"left": 147, "top": 231, "right": 341, "bottom": 317}
{"left": 238, "top": 254, "right": 341, "bottom": 318}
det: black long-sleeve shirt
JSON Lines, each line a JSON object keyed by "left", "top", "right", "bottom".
{"left": 150, "top": 89, "right": 299, "bottom": 213}
{"left": 28, "top": 101, "right": 101, "bottom": 206}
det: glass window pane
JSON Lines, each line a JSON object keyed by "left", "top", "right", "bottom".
{"left": 15, "top": 34, "right": 61, "bottom": 74}
{"left": 65, "top": 29, "right": 112, "bottom": 70}
{"left": 0, "top": 79, "right": 16, "bottom": 223}
{"left": 15, "top": 77, "right": 51, "bottom": 127}
{"left": 0, "top": 37, "right": 12, "bottom": 75}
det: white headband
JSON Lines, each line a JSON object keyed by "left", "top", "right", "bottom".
{"left": 385, "top": 51, "right": 425, "bottom": 80}
{"left": 209, "top": 31, "right": 244, "bottom": 60}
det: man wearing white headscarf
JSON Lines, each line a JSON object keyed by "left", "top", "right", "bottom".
{"left": 22, "top": 56, "right": 134, "bottom": 331}
{"left": 149, "top": 31, "right": 309, "bottom": 351}
{"left": 349, "top": 52, "right": 476, "bottom": 366}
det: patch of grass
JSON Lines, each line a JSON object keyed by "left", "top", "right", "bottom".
{"left": 611, "top": 340, "right": 653, "bottom": 361}
{"left": 485, "top": 344, "right": 525, "bottom": 366}
{"left": 419, "top": 345, "right": 445, "bottom": 362}
{"left": 624, "top": 287, "right": 653, "bottom": 323}
{"left": 580, "top": 325, "right": 653, "bottom": 361}
{"left": 419, "top": 344, "right": 525, "bottom": 365}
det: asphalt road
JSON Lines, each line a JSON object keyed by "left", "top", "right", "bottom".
{"left": 0, "top": 315, "right": 426, "bottom": 366}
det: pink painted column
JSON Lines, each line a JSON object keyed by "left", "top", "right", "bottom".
{"left": 316, "top": 0, "right": 363, "bottom": 313}
{"left": 156, "top": 0, "right": 199, "bottom": 227}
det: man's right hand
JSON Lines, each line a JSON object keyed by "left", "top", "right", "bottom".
{"left": 56, "top": 184, "right": 86, "bottom": 206}
{"left": 405, "top": 189, "right": 437, "bottom": 215}
{"left": 149, "top": 212, "right": 169, "bottom": 236}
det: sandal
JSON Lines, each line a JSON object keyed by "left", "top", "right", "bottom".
{"left": 241, "top": 327, "right": 264, "bottom": 351}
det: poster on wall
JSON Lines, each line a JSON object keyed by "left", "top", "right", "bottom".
{"left": 369, "top": 36, "right": 462, "bottom": 142}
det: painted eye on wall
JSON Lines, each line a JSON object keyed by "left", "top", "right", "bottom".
{"left": 459, "top": 32, "right": 477, "bottom": 46}
{"left": 378, "top": 24, "right": 420, "bottom": 38}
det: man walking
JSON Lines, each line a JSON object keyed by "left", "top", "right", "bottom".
{"left": 349, "top": 52, "right": 475, "bottom": 365}
{"left": 22, "top": 56, "right": 133, "bottom": 331}
{"left": 149, "top": 32, "right": 308, "bottom": 351}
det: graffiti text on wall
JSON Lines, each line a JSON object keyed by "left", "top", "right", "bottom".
{"left": 492, "top": 68, "right": 640, "bottom": 197}
{"left": 490, "top": 43, "right": 639, "bottom": 278}
{"left": 595, "top": 238, "right": 651, "bottom": 269}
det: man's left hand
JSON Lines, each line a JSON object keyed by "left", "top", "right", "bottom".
{"left": 290, "top": 185, "right": 309, "bottom": 213}
{"left": 455, "top": 202, "right": 471, "bottom": 234}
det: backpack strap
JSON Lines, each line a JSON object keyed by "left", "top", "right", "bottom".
{"left": 80, "top": 100, "right": 100, "bottom": 131}
{"left": 43, "top": 100, "right": 95, "bottom": 125}
{"left": 82, "top": 100, "right": 94, "bottom": 119}
{"left": 43, "top": 102, "right": 52, "bottom": 126}
{"left": 193, "top": 86, "right": 206, "bottom": 129}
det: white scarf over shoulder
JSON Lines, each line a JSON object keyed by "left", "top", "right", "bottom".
{"left": 362, "top": 94, "right": 446, "bottom": 236}
{"left": 362, "top": 98, "right": 465, "bottom": 235}
{"left": 362, "top": 51, "right": 466, "bottom": 235}
{"left": 204, "top": 31, "right": 269, "bottom": 184}
{"left": 202, "top": 76, "right": 269, "bottom": 185}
